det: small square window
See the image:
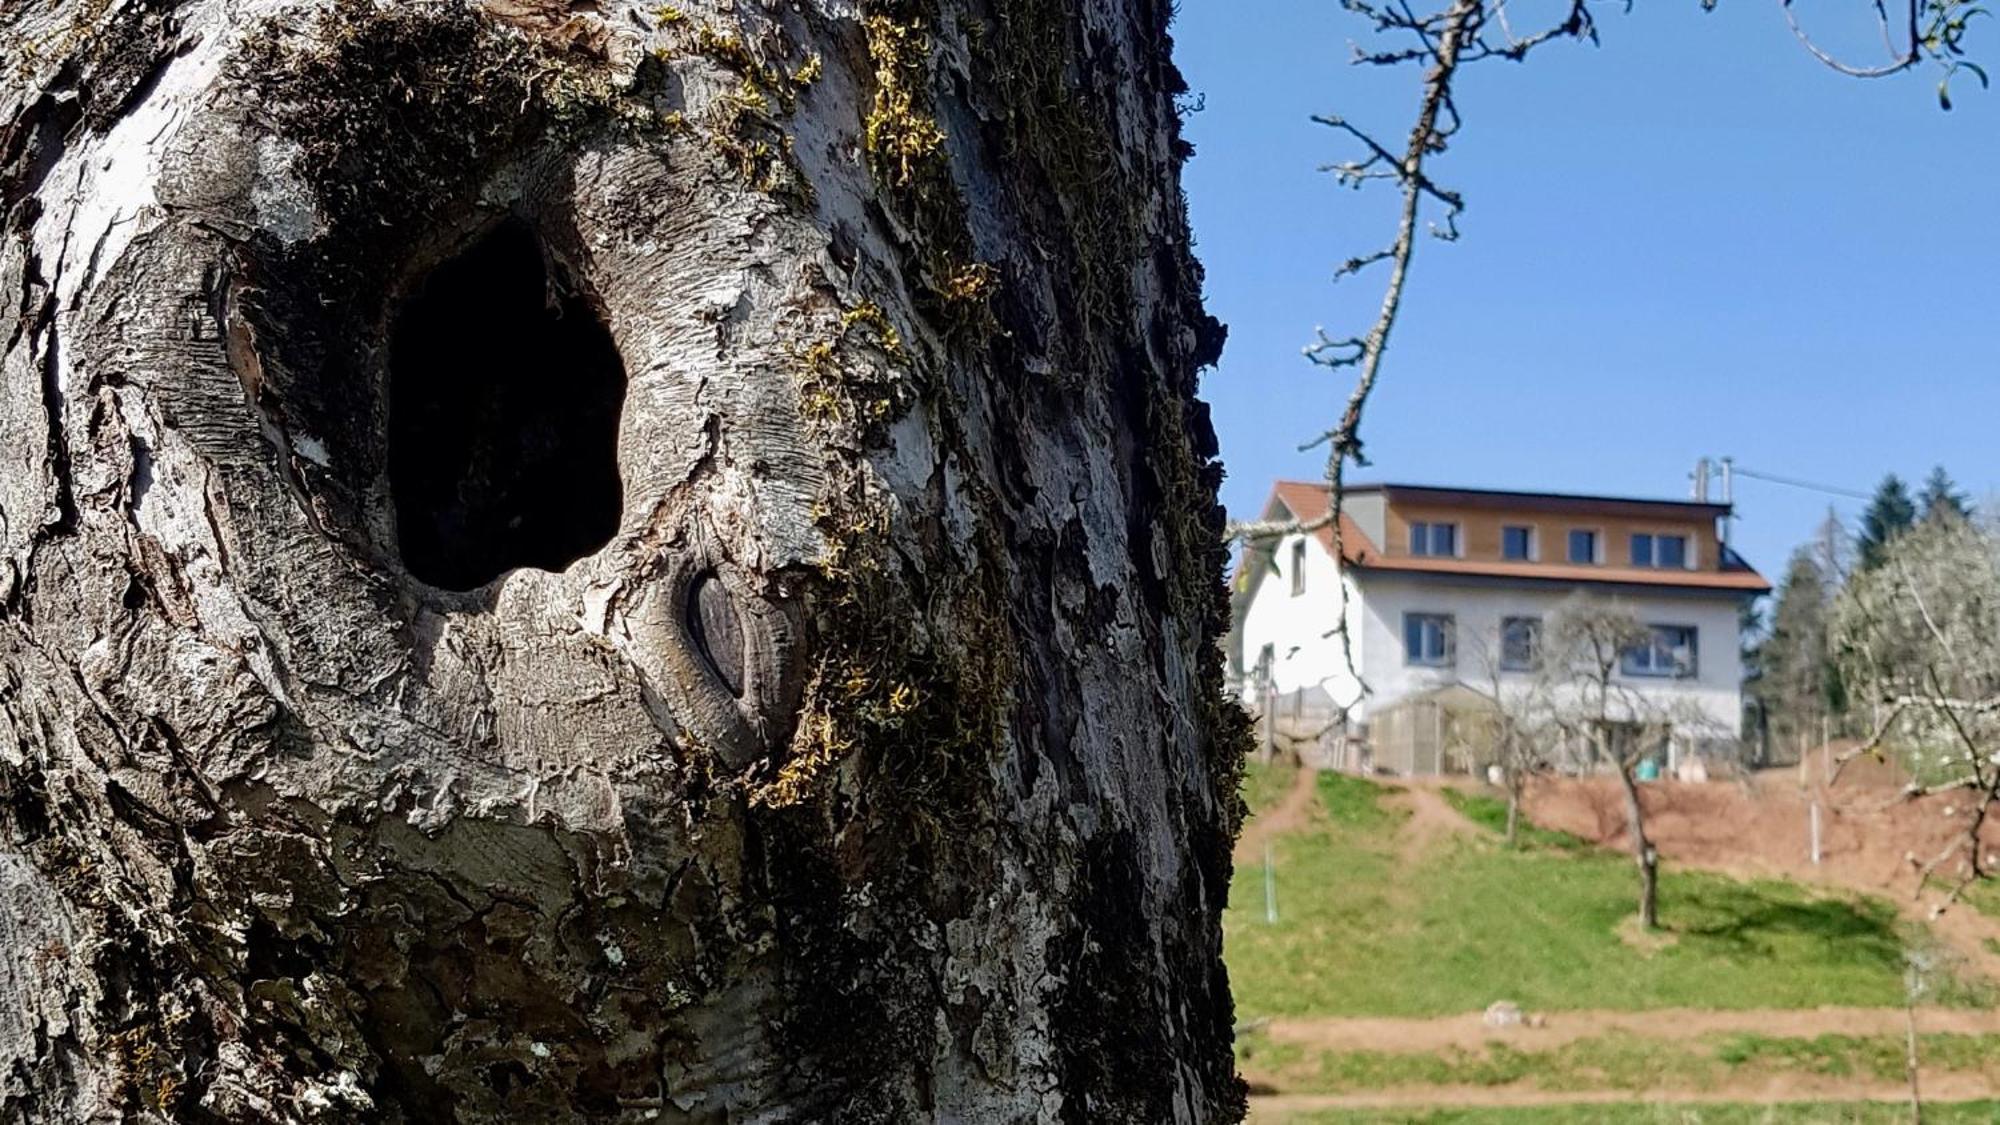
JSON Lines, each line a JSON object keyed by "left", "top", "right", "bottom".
{"left": 1631, "top": 533, "right": 1654, "bottom": 567}
{"left": 1658, "top": 535, "right": 1687, "bottom": 569}
{"left": 1500, "top": 617, "right": 1541, "bottom": 671}
{"left": 1409, "top": 522, "right": 1459, "bottom": 557}
{"left": 1404, "top": 613, "right": 1456, "bottom": 667}
{"left": 1502, "top": 525, "right": 1535, "bottom": 561}
{"left": 1568, "top": 529, "right": 1599, "bottom": 564}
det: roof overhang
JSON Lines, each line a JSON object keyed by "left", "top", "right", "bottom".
{"left": 1353, "top": 482, "right": 1732, "bottom": 521}
{"left": 1350, "top": 565, "right": 1772, "bottom": 599}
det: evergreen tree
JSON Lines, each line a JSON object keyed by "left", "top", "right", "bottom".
{"left": 1811, "top": 506, "right": 1852, "bottom": 585}
{"left": 1856, "top": 473, "right": 1918, "bottom": 570}
{"left": 1752, "top": 547, "right": 1836, "bottom": 749}
{"left": 1919, "top": 464, "right": 1974, "bottom": 524}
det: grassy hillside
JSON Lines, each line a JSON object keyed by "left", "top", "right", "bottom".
{"left": 1226, "top": 765, "right": 1986, "bottom": 1018}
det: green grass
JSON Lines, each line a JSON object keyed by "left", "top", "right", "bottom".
{"left": 1318, "top": 771, "right": 1398, "bottom": 829}
{"left": 1283, "top": 1102, "right": 2000, "bottom": 1124}
{"left": 1439, "top": 787, "right": 1591, "bottom": 850}
{"left": 1238, "top": 1028, "right": 2000, "bottom": 1095}
{"left": 1958, "top": 879, "right": 2000, "bottom": 922}
{"left": 1716, "top": 1031, "right": 2000, "bottom": 1083}
{"left": 1226, "top": 776, "right": 1987, "bottom": 1018}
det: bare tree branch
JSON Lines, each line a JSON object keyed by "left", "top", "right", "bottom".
{"left": 1225, "top": 511, "right": 1335, "bottom": 544}
{"left": 1782, "top": 0, "right": 1922, "bottom": 78}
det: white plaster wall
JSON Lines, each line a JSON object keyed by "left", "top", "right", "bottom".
{"left": 1236, "top": 533, "right": 1367, "bottom": 713}
{"left": 1350, "top": 576, "right": 1747, "bottom": 736}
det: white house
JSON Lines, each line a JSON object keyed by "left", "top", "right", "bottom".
{"left": 1230, "top": 481, "right": 1771, "bottom": 773}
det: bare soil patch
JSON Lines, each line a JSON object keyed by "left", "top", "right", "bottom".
{"left": 1615, "top": 912, "right": 1680, "bottom": 955}
{"left": 1247, "top": 1073, "right": 1998, "bottom": 1120}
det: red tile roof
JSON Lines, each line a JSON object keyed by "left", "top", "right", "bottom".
{"left": 1266, "top": 480, "right": 1772, "bottom": 594}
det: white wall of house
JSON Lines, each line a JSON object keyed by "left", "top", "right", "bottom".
{"left": 1236, "top": 531, "right": 1367, "bottom": 713}
{"left": 1352, "top": 575, "right": 1746, "bottom": 736}
{"left": 1237, "top": 547, "right": 1749, "bottom": 741}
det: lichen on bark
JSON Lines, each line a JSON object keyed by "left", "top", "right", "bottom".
{"left": 1, "top": 0, "right": 1247, "bottom": 1121}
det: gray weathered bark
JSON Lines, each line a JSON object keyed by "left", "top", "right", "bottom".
{"left": 1612, "top": 760, "right": 1660, "bottom": 930}
{"left": 0, "top": 1, "right": 1246, "bottom": 1121}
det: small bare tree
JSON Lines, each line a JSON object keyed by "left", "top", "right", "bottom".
{"left": 1833, "top": 514, "right": 2000, "bottom": 910}
{"left": 1460, "top": 626, "right": 1551, "bottom": 847}
{"left": 1533, "top": 595, "right": 1719, "bottom": 929}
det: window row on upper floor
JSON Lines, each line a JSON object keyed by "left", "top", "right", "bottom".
{"left": 1407, "top": 521, "right": 1695, "bottom": 569}
{"left": 1402, "top": 612, "right": 1699, "bottom": 679}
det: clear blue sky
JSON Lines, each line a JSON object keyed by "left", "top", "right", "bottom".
{"left": 1174, "top": 0, "right": 1999, "bottom": 586}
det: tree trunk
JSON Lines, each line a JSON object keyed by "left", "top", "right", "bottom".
{"left": 1614, "top": 762, "right": 1660, "bottom": 930}
{"left": 0, "top": 2, "right": 1246, "bottom": 1122}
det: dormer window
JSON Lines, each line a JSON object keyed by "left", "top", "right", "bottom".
{"left": 1409, "top": 521, "right": 1459, "bottom": 557}
{"left": 1567, "top": 529, "right": 1601, "bottom": 565}
{"left": 1631, "top": 533, "right": 1690, "bottom": 569}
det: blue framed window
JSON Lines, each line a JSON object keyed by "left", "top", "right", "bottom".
{"left": 1622, "top": 625, "right": 1698, "bottom": 678}
{"left": 1404, "top": 613, "right": 1456, "bottom": 667}
{"left": 1502, "top": 525, "right": 1535, "bottom": 561}
{"left": 1568, "top": 529, "right": 1599, "bottom": 564}
{"left": 1409, "top": 521, "right": 1459, "bottom": 557}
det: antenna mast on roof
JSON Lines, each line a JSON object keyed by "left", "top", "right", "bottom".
{"left": 1693, "top": 456, "right": 1735, "bottom": 552}
{"left": 1719, "top": 457, "right": 1735, "bottom": 551}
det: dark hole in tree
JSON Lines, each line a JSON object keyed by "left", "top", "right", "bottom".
{"left": 689, "top": 572, "right": 746, "bottom": 697}
{"left": 389, "top": 221, "right": 626, "bottom": 591}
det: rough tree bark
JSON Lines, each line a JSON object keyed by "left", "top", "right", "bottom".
{"left": 0, "top": 1, "right": 1246, "bottom": 1121}
{"left": 1611, "top": 759, "right": 1659, "bottom": 931}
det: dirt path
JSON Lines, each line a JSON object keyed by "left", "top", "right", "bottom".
{"left": 1388, "top": 782, "right": 1478, "bottom": 869}
{"left": 1236, "top": 766, "right": 1316, "bottom": 862}
{"left": 1247, "top": 1074, "right": 1997, "bottom": 1121}
{"left": 1258, "top": 1005, "right": 2000, "bottom": 1054}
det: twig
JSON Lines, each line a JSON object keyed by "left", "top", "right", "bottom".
{"left": 1783, "top": 0, "right": 1920, "bottom": 78}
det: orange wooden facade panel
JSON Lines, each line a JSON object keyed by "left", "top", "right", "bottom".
{"left": 1382, "top": 503, "right": 1719, "bottom": 571}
